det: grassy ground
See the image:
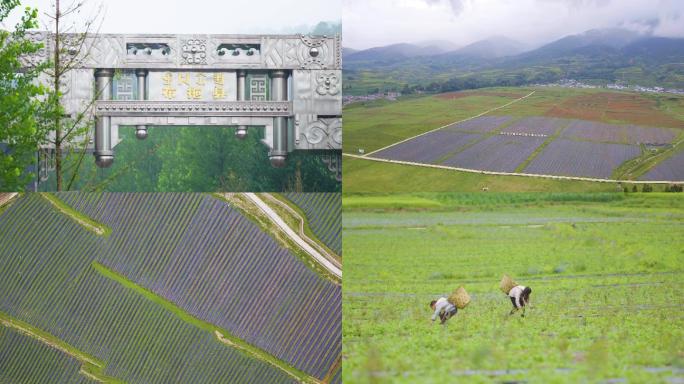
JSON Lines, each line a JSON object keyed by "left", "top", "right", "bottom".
{"left": 343, "top": 156, "right": 628, "bottom": 193}
{"left": 343, "top": 193, "right": 684, "bottom": 383}
{"left": 343, "top": 87, "right": 684, "bottom": 192}
{"left": 343, "top": 91, "right": 525, "bottom": 154}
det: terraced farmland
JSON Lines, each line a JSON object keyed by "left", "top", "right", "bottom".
{"left": 344, "top": 87, "right": 684, "bottom": 192}
{"left": 0, "top": 328, "right": 89, "bottom": 384}
{"left": 283, "top": 192, "right": 342, "bottom": 256}
{"left": 502, "top": 116, "right": 566, "bottom": 136}
{"left": 443, "top": 134, "right": 547, "bottom": 172}
{"left": 446, "top": 115, "right": 512, "bottom": 133}
{"left": 360, "top": 114, "right": 682, "bottom": 180}
{"left": 373, "top": 131, "right": 482, "bottom": 164}
{"left": 0, "top": 193, "right": 341, "bottom": 383}
{"left": 561, "top": 120, "right": 676, "bottom": 145}
{"left": 525, "top": 139, "right": 642, "bottom": 178}
{"left": 640, "top": 150, "right": 684, "bottom": 181}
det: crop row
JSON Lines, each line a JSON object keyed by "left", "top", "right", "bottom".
{"left": 501, "top": 116, "right": 566, "bottom": 136}
{"left": 57, "top": 192, "right": 341, "bottom": 379}
{"left": 525, "top": 139, "right": 641, "bottom": 178}
{"left": 283, "top": 192, "right": 342, "bottom": 255}
{"left": 0, "top": 194, "right": 299, "bottom": 383}
{"left": 373, "top": 131, "right": 482, "bottom": 164}
{"left": 561, "top": 120, "right": 675, "bottom": 145}
{"left": 0, "top": 328, "right": 88, "bottom": 384}
{"left": 442, "top": 135, "right": 547, "bottom": 172}
{"left": 640, "top": 150, "right": 684, "bottom": 181}
{"left": 446, "top": 116, "right": 512, "bottom": 133}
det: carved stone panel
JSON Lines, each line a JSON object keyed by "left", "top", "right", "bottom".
{"left": 294, "top": 115, "right": 342, "bottom": 150}
{"left": 292, "top": 70, "right": 342, "bottom": 115}
{"left": 62, "top": 69, "right": 95, "bottom": 117}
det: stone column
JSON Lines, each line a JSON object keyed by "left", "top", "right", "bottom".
{"left": 269, "top": 70, "right": 288, "bottom": 168}
{"left": 94, "top": 68, "right": 114, "bottom": 168}
{"left": 235, "top": 70, "right": 247, "bottom": 139}
{"left": 135, "top": 69, "right": 148, "bottom": 140}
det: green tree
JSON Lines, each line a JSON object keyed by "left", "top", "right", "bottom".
{"left": 0, "top": 0, "right": 47, "bottom": 190}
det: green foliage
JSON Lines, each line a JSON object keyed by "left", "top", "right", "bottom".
{"left": 38, "top": 126, "right": 340, "bottom": 192}
{"left": 343, "top": 194, "right": 684, "bottom": 382}
{"left": 0, "top": 0, "right": 48, "bottom": 190}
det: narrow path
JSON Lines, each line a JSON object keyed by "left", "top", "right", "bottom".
{"left": 363, "top": 90, "right": 536, "bottom": 157}
{"left": 262, "top": 193, "right": 341, "bottom": 269}
{"left": 0, "top": 192, "right": 18, "bottom": 207}
{"left": 344, "top": 153, "right": 683, "bottom": 184}
{"left": 245, "top": 193, "right": 342, "bottom": 279}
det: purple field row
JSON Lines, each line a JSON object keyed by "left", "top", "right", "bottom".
{"left": 501, "top": 116, "right": 566, "bottom": 136}
{"left": 561, "top": 120, "right": 676, "bottom": 145}
{"left": 0, "top": 195, "right": 295, "bottom": 384}
{"left": 445, "top": 116, "right": 512, "bottom": 133}
{"left": 373, "top": 131, "right": 482, "bottom": 163}
{"left": 525, "top": 139, "right": 642, "bottom": 178}
{"left": 640, "top": 150, "right": 684, "bottom": 181}
{"left": 442, "top": 135, "right": 547, "bottom": 172}
{"left": 58, "top": 193, "right": 341, "bottom": 379}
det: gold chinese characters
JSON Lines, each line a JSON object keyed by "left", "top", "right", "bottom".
{"left": 160, "top": 72, "right": 227, "bottom": 100}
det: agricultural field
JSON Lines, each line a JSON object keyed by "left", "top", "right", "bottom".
{"left": 283, "top": 193, "right": 343, "bottom": 256}
{"left": 343, "top": 193, "right": 684, "bottom": 383}
{"left": 0, "top": 193, "right": 341, "bottom": 384}
{"left": 344, "top": 87, "right": 684, "bottom": 192}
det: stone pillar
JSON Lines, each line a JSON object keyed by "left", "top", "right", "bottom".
{"left": 235, "top": 70, "right": 247, "bottom": 139}
{"left": 94, "top": 68, "right": 114, "bottom": 168}
{"left": 135, "top": 69, "right": 148, "bottom": 140}
{"left": 269, "top": 70, "right": 288, "bottom": 168}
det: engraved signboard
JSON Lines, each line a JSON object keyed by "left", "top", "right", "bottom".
{"left": 148, "top": 71, "right": 237, "bottom": 101}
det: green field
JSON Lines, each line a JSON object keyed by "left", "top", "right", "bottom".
{"left": 343, "top": 193, "right": 684, "bottom": 383}
{"left": 343, "top": 87, "right": 684, "bottom": 193}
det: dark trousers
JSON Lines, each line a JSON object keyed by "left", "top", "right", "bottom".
{"left": 439, "top": 306, "right": 458, "bottom": 323}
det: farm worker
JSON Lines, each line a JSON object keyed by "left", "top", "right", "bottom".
{"left": 430, "top": 297, "right": 457, "bottom": 324}
{"left": 508, "top": 285, "right": 532, "bottom": 317}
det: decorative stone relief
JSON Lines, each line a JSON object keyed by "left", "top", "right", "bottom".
{"left": 293, "top": 70, "right": 342, "bottom": 116}
{"left": 315, "top": 72, "right": 340, "bottom": 96}
{"left": 22, "top": 31, "right": 49, "bottom": 67}
{"left": 94, "top": 100, "right": 292, "bottom": 117}
{"left": 181, "top": 38, "right": 207, "bottom": 65}
{"left": 294, "top": 115, "right": 342, "bottom": 150}
{"left": 248, "top": 74, "right": 268, "bottom": 101}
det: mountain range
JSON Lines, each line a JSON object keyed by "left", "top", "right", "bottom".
{"left": 343, "top": 28, "right": 684, "bottom": 95}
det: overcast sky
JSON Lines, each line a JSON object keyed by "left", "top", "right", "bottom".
{"left": 344, "top": 0, "right": 684, "bottom": 50}
{"left": 2, "top": 0, "right": 340, "bottom": 34}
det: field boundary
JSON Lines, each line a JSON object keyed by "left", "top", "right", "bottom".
{"left": 0, "top": 312, "right": 123, "bottom": 383}
{"left": 363, "top": 90, "right": 536, "bottom": 157}
{"left": 41, "top": 193, "right": 111, "bottom": 236}
{"left": 344, "top": 153, "right": 684, "bottom": 184}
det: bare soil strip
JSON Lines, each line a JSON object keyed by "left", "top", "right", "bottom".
{"left": 0, "top": 193, "right": 18, "bottom": 207}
